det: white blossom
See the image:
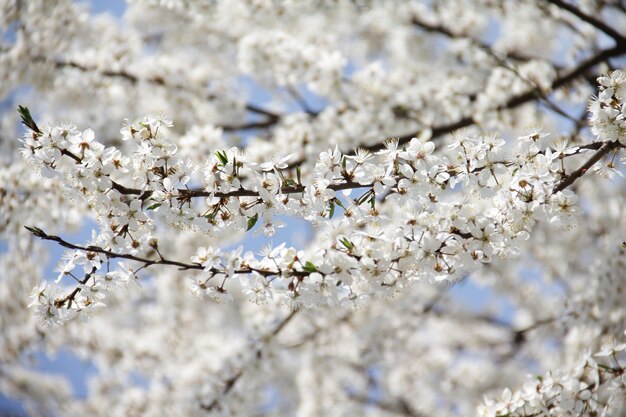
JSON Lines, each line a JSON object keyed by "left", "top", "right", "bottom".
{"left": 1, "top": 1, "right": 625, "bottom": 416}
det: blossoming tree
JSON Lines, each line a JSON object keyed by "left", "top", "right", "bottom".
{"left": 1, "top": 0, "right": 625, "bottom": 416}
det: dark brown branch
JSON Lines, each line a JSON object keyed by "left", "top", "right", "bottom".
{"left": 219, "top": 118, "right": 280, "bottom": 132}
{"left": 55, "top": 143, "right": 375, "bottom": 201}
{"left": 58, "top": 267, "right": 96, "bottom": 309}
{"left": 241, "top": 103, "right": 281, "bottom": 120}
{"left": 179, "top": 180, "right": 372, "bottom": 199}
{"left": 56, "top": 128, "right": 621, "bottom": 203}
{"left": 288, "top": 43, "right": 626, "bottom": 161}
{"left": 411, "top": 17, "right": 539, "bottom": 63}
{"left": 553, "top": 140, "right": 621, "bottom": 193}
{"left": 24, "top": 226, "right": 201, "bottom": 270}
{"left": 437, "top": 15, "right": 575, "bottom": 120}
{"left": 348, "top": 393, "right": 424, "bottom": 417}
{"left": 544, "top": 0, "right": 626, "bottom": 45}
{"left": 26, "top": 139, "right": 623, "bottom": 280}
{"left": 58, "top": 149, "right": 152, "bottom": 198}
{"left": 84, "top": 180, "right": 371, "bottom": 200}
{"left": 23, "top": 226, "right": 309, "bottom": 278}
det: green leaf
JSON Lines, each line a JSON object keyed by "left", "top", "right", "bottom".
{"left": 24, "top": 226, "right": 47, "bottom": 239}
{"left": 146, "top": 203, "right": 162, "bottom": 210}
{"left": 296, "top": 166, "right": 302, "bottom": 184}
{"left": 24, "top": 225, "right": 43, "bottom": 236}
{"left": 328, "top": 200, "right": 335, "bottom": 218}
{"left": 246, "top": 213, "right": 259, "bottom": 231}
{"left": 215, "top": 150, "right": 228, "bottom": 165}
{"left": 18, "top": 105, "right": 41, "bottom": 134}
{"left": 205, "top": 211, "right": 218, "bottom": 222}
{"left": 340, "top": 237, "right": 354, "bottom": 249}
{"left": 354, "top": 190, "right": 372, "bottom": 206}
{"left": 302, "top": 261, "right": 318, "bottom": 273}
{"left": 334, "top": 198, "right": 346, "bottom": 210}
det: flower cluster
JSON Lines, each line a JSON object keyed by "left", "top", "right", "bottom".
{"left": 21, "top": 102, "right": 614, "bottom": 323}
{"left": 238, "top": 30, "right": 346, "bottom": 96}
{"left": 479, "top": 342, "right": 626, "bottom": 417}
{"left": 589, "top": 70, "right": 626, "bottom": 145}
{"left": 3, "top": 1, "right": 626, "bottom": 415}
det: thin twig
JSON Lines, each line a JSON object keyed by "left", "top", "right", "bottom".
{"left": 553, "top": 140, "right": 620, "bottom": 193}
{"left": 23, "top": 226, "right": 307, "bottom": 277}
{"left": 200, "top": 310, "right": 298, "bottom": 412}
{"left": 286, "top": 86, "right": 316, "bottom": 115}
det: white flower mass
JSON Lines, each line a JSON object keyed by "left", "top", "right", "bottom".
{"left": 0, "top": 1, "right": 625, "bottom": 416}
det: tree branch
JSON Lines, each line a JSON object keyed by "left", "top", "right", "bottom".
{"left": 356, "top": 44, "right": 626, "bottom": 154}
{"left": 179, "top": 180, "right": 372, "bottom": 199}
{"left": 348, "top": 392, "right": 425, "bottom": 417}
{"left": 23, "top": 226, "right": 309, "bottom": 278}
{"left": 36, "top": 54, "right": 282, "bottom": 131}
{"left": 24, "top": 226, "right": 201, "bottom": 270}
{"left": 552, "top": 140, "right": 621, "bottom": 193}
{"left": 544, "top": 0, "right": 626, "bottom": 45}
{"left": 280, "top": 43, "right": 626, "bottom": 168}
{"left": 411, "top": 17, "right": 541, "bottom": 63}
{"left": 286, "top": 86, "right": 317, "bottom": 115}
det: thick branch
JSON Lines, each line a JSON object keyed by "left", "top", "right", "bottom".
{"left": 544, "top": 0, "right": 626, "bottom": 45}
{"left": 55, "top": 145, "right": 376, "bottom": 202}
{"left": 275, "top": 36, "right": 626, "bottom": 168}
{"left": 180, "top": 180, "right": 372, "bottom": 199}
{"left": 361, "top": 44, "right": 626, "bottom": 154}
{"left": 55, "top": 132, "right": 621, "bottom": 203}
{"left": 411, "top": 17, "right": 539, "bottom": 63}
{"left": 219, "top": 118, "right": 280, "bottom": 132}
{"left": 279, "top": 44, "right": 626, "bottom": 168}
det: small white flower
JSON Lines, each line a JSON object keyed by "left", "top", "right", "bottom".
{"left": 261, "top": 154, "right": 294, "bottom": 171}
